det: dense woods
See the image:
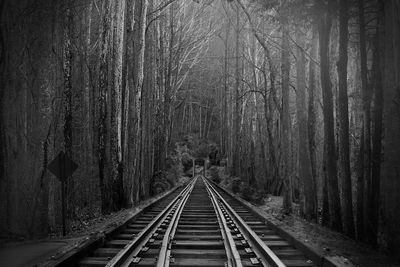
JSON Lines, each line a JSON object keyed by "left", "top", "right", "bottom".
{"left": 1, "top": 0, "right": 400, "bottom": 260}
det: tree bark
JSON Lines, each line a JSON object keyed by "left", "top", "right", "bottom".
{"left": 98, "top": 0, "right": 112, "bottom": 213}
{"left": 0, "top": 1, "right": 7, "bottom": 229}
{"left": 231, "top": 3, "right": 240, "bottom": 177}
{"left": 109, "top": 0, "right": 126, "bottom": 210}
{"left": 141, "top": 0, "right": 156, "bottom": 199}
{"left": 0, "top": 0, "right": 5, "bottom": 188}
{"left": 308, "top": 26, "right": 319, "bottom": 217}
{"left": 337, "top": 0, "right": 355, "bottom": 237}
{"left": 121, "top": 0, "right": 135, "bottom": 206}
{"left": 356, "top": 129, "right": 364, "bottom": 239}
{"left": 358, "top": 0, "right": 372, "bottom": 240}
{"left": 222, "top": 16, "right": 230, "bottom": 156}
{"left": 318, "top": 1, "right": 342, "bottom": 231}
{"left": 369, "top": 0, "right": 384, "bottom": 246}
{"left": 381, "top": 0, "right": 400, "bottom": 256}
{"left": 296, "top": 26, "right": 316, "bottom": 221}
{"left": 131, "top": 0, "right": 148, "bottom": 203}
{"left": 281, "top": 16, "right": 292, "bottom": 213}
{"left": 63, "top": 2, "right": 74, "bottom": 217}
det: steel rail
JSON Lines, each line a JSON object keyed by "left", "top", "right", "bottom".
{"left": 203, "top": 176, "right": 243, "bottom": 267}
{"left": 105, "top": 178, "right": 196, "bottom": 267}
{"left": 204, "top": 178, "right": 286, "bottom": 267}
{"left": 156, "top": 177, "right": 197, "bottom": 267}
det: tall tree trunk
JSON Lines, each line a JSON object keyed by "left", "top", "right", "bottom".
{"left": 369, "top": 0, "right": 384, "bottom": 246}
{"left": 83, "top": 0, "right": 98, "bottom": 210}
{"left": 356, "top": 129, "right": 364, "bottom": 239}
{"left": 381, "top": 0, "right": 400, "bottom": 256}
{"left": 141, "top": 0, "right": 156, "bottom": 199}
{"left": 281, "top": 16, "right": 292, "bottom": 213}
{"left": 358, "top": 0, "right": 372, "bottom": 240}
{"left": 0, "top": 0, "right": 6, "bottom": 193}
{"left": 109, "top": 0, "right": 126, "bottom": 210}
{"left": 131, "top": 0, "right": 148, "bottom": 203}
{"left": 322, "top": 158, "right": 330, "bottom": 226}
{"left": 296, "top": 27, "right": 316, "bottom": 221}
{"left": 308, "top": 26, "right": 318, "bottom": 217}
{"left": 0, "top": 0, "right": 7, "bottom": 216}
{"left": 318, "top": 1, "right": 342, "bottom": 231}
{"left": 231, "top": 4, "right": 240, "bottom": 177}
{"left": 98, "top": 0, "right": 112, "bottom": 213}
{"left": 122, "top": 0, "right": 135, "bottom": 206}
{"left": 63, "top": 2, "right": 74, "bottom": 217}
{"left": 222, "top": 13, "right": 230, "bottom": 158}
{"left": 161, "top": 2, "right": 174, "bottom": 172}
{"left": 337, "top": 0, "right": 355, "bottom": 237}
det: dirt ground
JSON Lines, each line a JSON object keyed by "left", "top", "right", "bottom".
{"left": 212, "top": 165, "right": 399, "bottom": 267}
{"left": 0, "top": 178, "right": 189, "bottom": 267}
{"left": 256, "top": 196, "right": 399, "bottom": 267}
{"left": 0, "top": 207, "right": 137, "bottom": 267}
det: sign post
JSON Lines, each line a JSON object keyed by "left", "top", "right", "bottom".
{"left": 192, "top": 159, "right": 195, "bottom": 178}
{"left": 61, "top": 179, "right": 66, "bottom": 236}
{"left": 47, "top": 151, "right": 78, "bottom": 236}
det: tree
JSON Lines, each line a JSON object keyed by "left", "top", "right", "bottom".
{"left": 308, "top": 25, "right": 319, "bottom": 221}
{"left": 381, "top": 0, "right": 400, "bottom": 256}
{"left": 0, "top": 0, "right": 6, "bottom": 194}
{"left": 281, "top": 14, "right": 292, "bottom": 213}
{"left": 369, "top": 0, "right": 384, "bottom": 246}
{"left": 358, "top": 0, "right": 372, "bottom": 240}
{"left": 318, "top": 0, "right": 342, "bottom": 231}
{"left": 63, "top": 0, "right": 74, "bottom": 218}
{"left": 337, "top": 0, "right": 355, "bottom": 237}
{"left": 231, "top": 3, "right": 241, "bottom": 177}
{"left": 121, "top": 0, "right": 135, "bottom": 207}
{"left": 97, "top": 0, "right": 113, "bottom": 213}
{"left": 130, "top": 0, "right": 148, "bottom": 203}
{"left": 296, "top": 26, "right": 316, "bottom": 221}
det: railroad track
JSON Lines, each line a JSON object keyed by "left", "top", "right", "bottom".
{"left": 56, "top": 176, "right": 320, "bottom": 267}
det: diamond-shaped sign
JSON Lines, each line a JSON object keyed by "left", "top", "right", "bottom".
{"left": 47, "top": 151, "right": 78, "bottom": 181}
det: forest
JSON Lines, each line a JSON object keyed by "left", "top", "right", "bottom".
{"left": 1, "top": 0, "right": 400, "bottom": 261}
